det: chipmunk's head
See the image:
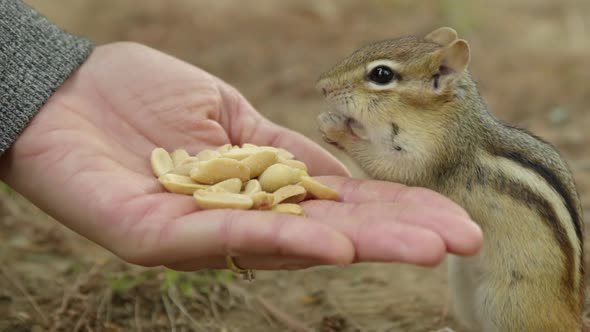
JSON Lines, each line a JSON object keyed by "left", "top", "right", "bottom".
{"left": 316, "top": 27, "right": 475, "bottom": 184}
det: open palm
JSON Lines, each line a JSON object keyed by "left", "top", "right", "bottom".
{"left": 0, "top": 43, "right": 481, "bottom": 271}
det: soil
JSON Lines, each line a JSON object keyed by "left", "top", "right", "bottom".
{"left": 2, "top": 1, "right": 590, "bottom": 331}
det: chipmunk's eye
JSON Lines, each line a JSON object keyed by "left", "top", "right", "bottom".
{"left": 433, "top": 73, "right": 441, "bottom": 90}
{"left": 368, "top": 65, "right": 398, "bottom": 85}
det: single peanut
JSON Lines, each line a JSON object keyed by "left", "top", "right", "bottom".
{"left": 278, "top": 158, "right": 308, "bottom": 171}
{"left": 170, "top": 149, "right": 190, "bottom": 166}
{"left": 194, "top": 190, "right": 253, "bottom": 210}
{"left": 272, "top": 203, "right": 304, "bottom": 216}
{"left": 222, "top": 147, "right": 277, "bottom": 160}
{"left": 242, "top": 179, "right": 262, "bottom": 196}
{"left": 159, "top": 173, "right": 210, "bottom": 195}
{"left": 251, "top": 192, "right": 275, "bottom": 210}
{"left": 196, "top": 149, "right": 221, "bottom": 161}
{"left": 190, "top": 158, "right": 250, "bottom": 184}
{"left": 277, "top": 148, "right": 295, "bottom": 160}
{"left": 273, "top": 185, "right": 307, "bottom": 204}
{"left": 241, "top": 151, "right": 279, "bottom": 178}
{"left": 258, "top": 164, "right": 303, "bottom": 192}
{"left": 151, "top": 148, "right": 174, "bottom": 177}
{"left": 301, "top": 176, "right": 339, "bottom": 201}
{"left": 216, "top": 144, "right": 233, "bottom": 153}
{"left": 208, "top": 178, "right": 243, "bottom": 193}
{"left": 170, "top": 157, "right": 200, "bottom": 176}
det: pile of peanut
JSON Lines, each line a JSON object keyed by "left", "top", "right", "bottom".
{"left": 150, "top": 144, "right": 340, "bottom": 215}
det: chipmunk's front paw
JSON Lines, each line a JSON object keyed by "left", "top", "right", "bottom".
{"left": 318, "top": 112, "right": 351, "bottom": 148}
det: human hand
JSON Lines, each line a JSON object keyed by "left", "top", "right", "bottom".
{"left": 0, "top": 42, "right": 482, "bottom": 271}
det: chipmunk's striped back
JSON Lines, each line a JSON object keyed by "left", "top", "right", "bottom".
{"left": 442, "top": 123, "right": 584, "bottom": 330}
{"left": 488, "top": 123, "right": 584, "bottom": 308}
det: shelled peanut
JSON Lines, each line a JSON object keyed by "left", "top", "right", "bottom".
{"left": 150, "top": 144, "right": 340, "bottom": 215}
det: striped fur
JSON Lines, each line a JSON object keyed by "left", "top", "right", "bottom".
{"left": 316, "top": 27, "right": 584, "bottom": 331}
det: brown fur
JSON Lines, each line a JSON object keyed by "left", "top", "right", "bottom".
{"left": 316, "top": 27, "right": 584, "bottom": 331}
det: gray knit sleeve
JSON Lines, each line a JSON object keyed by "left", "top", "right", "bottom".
{"left": 0, "top": 0, "right": 94, "bottom": 156}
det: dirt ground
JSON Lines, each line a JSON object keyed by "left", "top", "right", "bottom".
{"left": 2, "top": 0, "right": 590, "bottom": 331}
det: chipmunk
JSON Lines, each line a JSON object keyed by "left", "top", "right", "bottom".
{"left": 315, "top": 27, "right": 584, "bottom": 332}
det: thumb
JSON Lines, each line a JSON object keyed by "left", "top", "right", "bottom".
{"left": 218, "top": 83, "right": 350, "bottom": 177}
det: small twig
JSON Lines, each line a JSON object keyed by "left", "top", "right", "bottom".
{"left": 167, "top": 286, "right": 205, "bottom": 331}
{"left": 227, "top": 283, "right": 312, "bottom": 332}
{"left": 58, "top": 263, "right": 99, "bottom": 312}
{"left": 50, "top": 263, "right": 101, "bottom": 332}
{"left": 257, "top": 296, "right": 311, "bottom": 332}
{"left": 207, "top": 290, "right": 222, "bottom": 322}
{"left": 206, "top": 286, "right": 228, "bottom": 331}
{"left": 224, "top": 283, "right": 274, "bottom": 327}
{"left": 161, "top": 294, "right": 177, "bottom": 332}
{"left": 94, "top": 287, "right": 111, "bottom": 330}
{"left": 73, "top": 301, "right": 90, "bottom": 332}
{"left": 150, "top": 298, "right": 161, "bottom": 327}
{"left": 325, "top": 290, "right": 366, "bottom": 332}
{"left": 0, "top": 266, "right": 49, "bottom": 325}
{"left": 135, "top": 296, "right": 142, "bottom": 332}
{"left": 105, "top": 289, "right": 113, "bottom": 327}
{"left": 192, "top": 291, "right": 211, "bottom": 308}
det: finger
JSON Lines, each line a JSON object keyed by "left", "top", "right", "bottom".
{"left": 217, "top": 83, "right": 350, "bottom": 177}
{"left": 144, "top": 209, "right": 355, "bottom": 266}
{"left": 311, "top": 176, "right": 470, "bottom": 218}
{"left": 319, "top": 217, "right": 448, "bottom": 266}
{"left": 301, "top": 200, "right": 482, "bottom": 256}
{"left": 164, "top": 208, "right": 450, "bottom": 266}
{"left": 255, "top": 121, "right": 351, "bottom": 177}
{"left": 166, "top": 255, "right": 326, "bottom": 271}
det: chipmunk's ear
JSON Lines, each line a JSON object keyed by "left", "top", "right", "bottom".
{"left": 437, "top": 39, "right": 471, "bottom": 74}
{"left": 424, "top": 27, "right": 458, "bottom": 46}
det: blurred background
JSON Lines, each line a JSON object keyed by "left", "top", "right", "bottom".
{"left": 1, "top": 0, "right": 589, "bottom": 331}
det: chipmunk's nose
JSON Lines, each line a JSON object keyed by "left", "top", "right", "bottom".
{"left": 316, "top": 81, "right": 334, "bottom": 97}
{"left": 315, "top": 78, "right": 331, "bottom": 96}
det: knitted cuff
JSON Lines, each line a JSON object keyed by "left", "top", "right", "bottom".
{"left": 0, "top": 0, "right": 94, "bottom": 155}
